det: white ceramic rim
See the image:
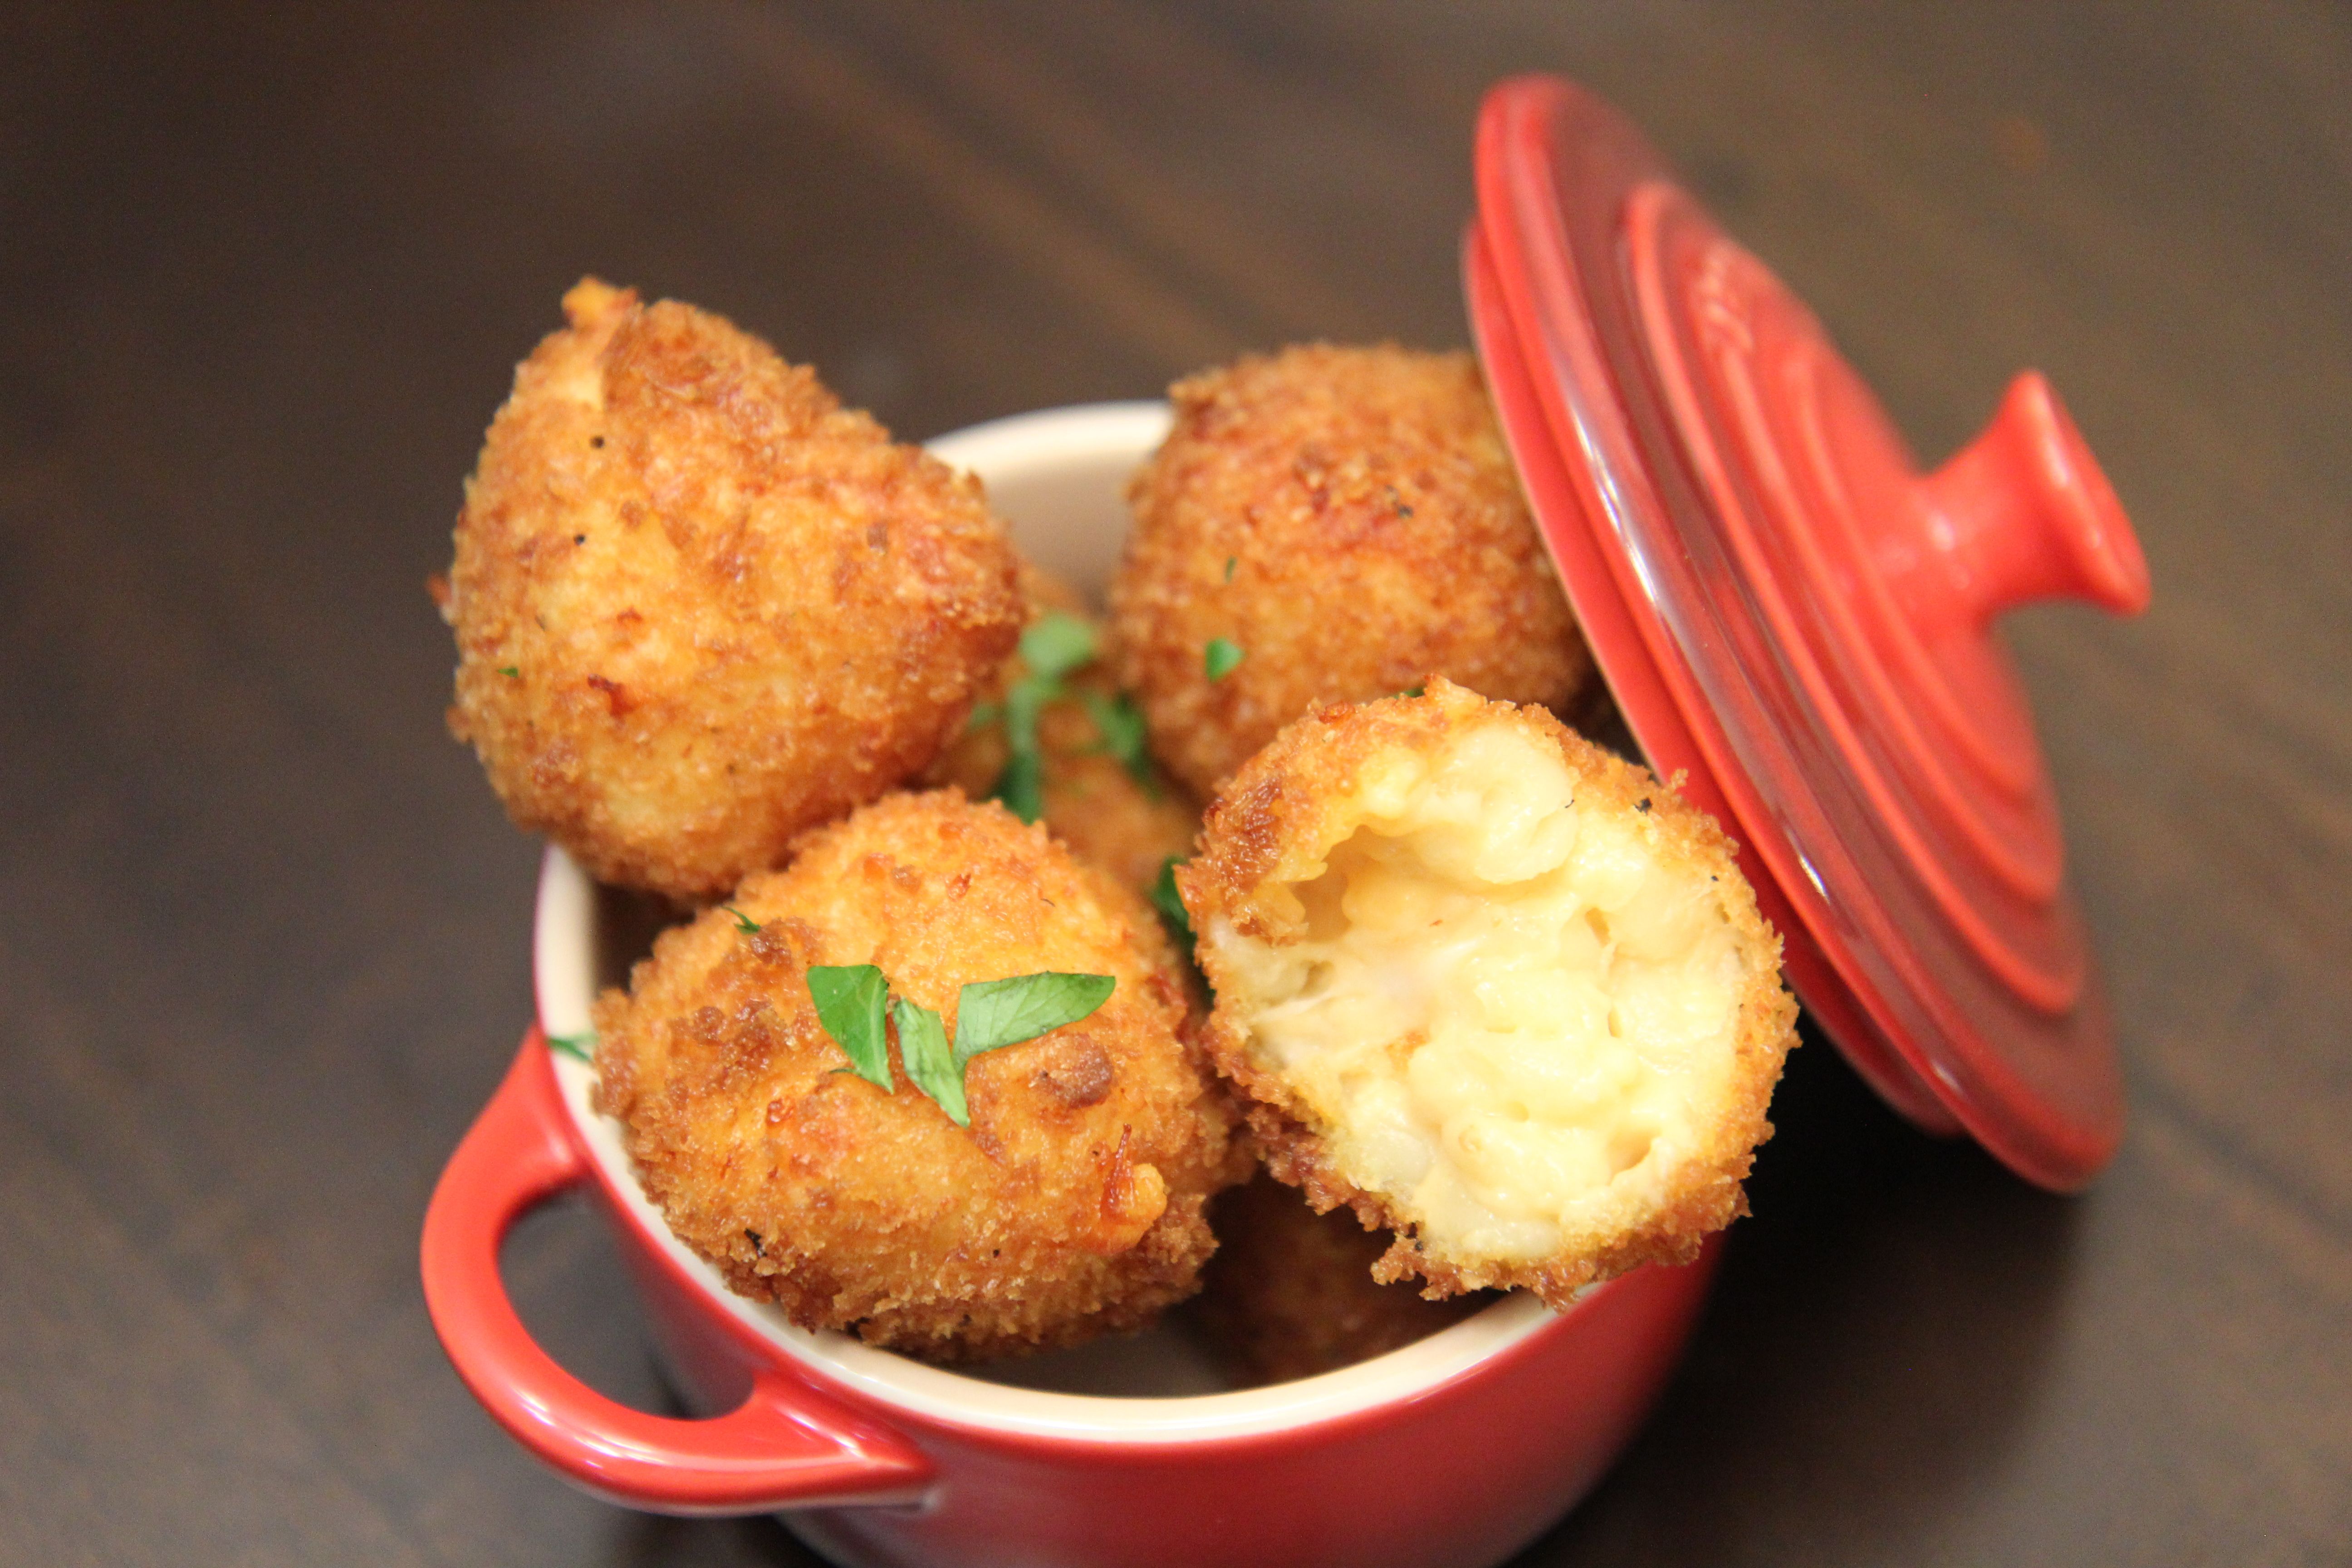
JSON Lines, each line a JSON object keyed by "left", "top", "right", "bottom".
{"left": 530, "top": 401, "right": 1562, "bottom": 1445}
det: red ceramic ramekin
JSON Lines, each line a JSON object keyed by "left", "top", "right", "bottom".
{"left": 422, "top": 402, "right": 1720, "bottom": 1568}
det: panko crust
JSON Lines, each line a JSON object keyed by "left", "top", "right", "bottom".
{"left": 1188, "top": 1173, "right": 1490, "bottom": 1388}
{"left": 592, "top": 790, "right": 1250, "bottom": 1362}
{"left": 1179, "top": 680, "right": 1798, "bottom": 1309}
{"left": 1108, "top": 344, "right": 1594, "bottom": 797}
{"left": 441, "top": 279, "right": 1021, "bottom": 902}
{"left": 925, "top": 583, "right": 1201, "bottom": 897}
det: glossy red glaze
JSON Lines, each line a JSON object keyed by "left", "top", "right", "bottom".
{"left": 1465, "top": 219, "right": 1962, "bottom": 1141}
{"left": 424, "top": 1030, "right": 1720, "bottom": 1567}
{"left": 1467, "top": 76, "right": 2144, "bottom": 1188}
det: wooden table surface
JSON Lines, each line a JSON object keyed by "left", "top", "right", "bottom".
{"left": 5, "top": 4, "right": 2347, "bottom": 1563}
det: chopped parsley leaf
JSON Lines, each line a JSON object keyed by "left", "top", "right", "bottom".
{"left": 892, "top": 995, "right": 962, "bottom": 1122}
{"left": 1080, "top": 689, "right": 1156, "bottom": 792}
{"left": 546, "top": 1030, "right": 596, "bottom": 1062}
{"left": 807, "top": 966, "right": 1116, "bottom": 1128}
{"left": 808, "top": 965, "right": 892, "bottom": 1092}
{"left": 1150, "top": 858, "right": 1195, "bottom": 962}
{"left": 993, "top": 747, "right": 1045, "bottom": 825}
{"left": 1019, "top": 612, "right": 1098, "bottom": 681}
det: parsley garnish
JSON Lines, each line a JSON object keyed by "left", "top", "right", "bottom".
{"left": 1080, "top": 688, "right": 1157, "bottom": 793}
{"left": 547, "top": 1030, "right": 596, "bottom": 1062}
{"left": 1223, "top": 555, "right": 1237, "bottom": 582}
{"left": 971, "top": 612, "right": 1161, "bottom": 819}
{"left": 1019, "top": 612, "right": 1098, "bottom": 681}
{"left": 723, "top": 904, "right": 762, "bottom": 933}
{"left": 956, "top": 973, "right": 1117, "bottom": 1059}
{"left": 808, "top": 965, "right": 892, "bottom": 1091}
{"left": 808, "top": 966, "right": 1116, "bottom": 1127}
{"left": 1204, "top": 637, "right": 1245, "bottom": 681}
{"left": 993, "top": 747, "right": 1046, "bottom": 824}
{"left": 1150, "top": 857, "right": 1195, "bottom": 964}
{"left": 497, "top": 666, "right": 520, "bottom": 678}
{"left": 891, "top": 994, "right": 961, "bottom": 1118}
{"left": 988, "top": 612, "right": 1099, "bottom": 821}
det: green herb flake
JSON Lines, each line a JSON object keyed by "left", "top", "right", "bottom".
{"left": 1149, "top": 858, "right": 1195, "bottom": 964}
{"left": 808, "top": 965, "right": 893, "bottom": 1092}
{"left": 546, "top": 1030, "right": 596, "bottom": 1062}
{"left": 1080, "top": 689, "right": 1156, "bottom": 791}
{"left": 1019, "top": 612, "right": 1098, "bottom": 682}
{"left": 1003, "top": 676, "right": 1053, "bottom": 755}
{"left": 991, "top": 747, "right": 1046, "bottom": 824}
{"left": 979, "top": 613, "right": 1119, "bottom": 823}
{"left": 497, "top": 666, "right": 521, "bottom": 679}
{"left": 815, "top": 968, "right": 1122, "bottom": 1127}
{"left": 1398, "top": 683, "right": 1426, "bottom": 699}
{"left": 1204, "top": 637, "right": 1245, "bottom": 681}
{"left": 1223, "top": 556, "right": 1237, "bottom": 582}
{"left": 722, "top": 904, "right": 762, "bottom": 934}
{"left": 892, "top": 994, "right": 965, "bottom": 1124}
{"left": 954, "top": 973, "right": 1115, "bottom": 1066}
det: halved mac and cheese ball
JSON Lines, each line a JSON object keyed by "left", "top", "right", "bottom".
{"left": 1181, "top": 680, "right": 1797, "bottom": 1306}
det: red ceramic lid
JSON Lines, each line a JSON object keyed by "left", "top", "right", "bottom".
{"left": 1464, "top": 76, "right": 2149, "bottom": 1190}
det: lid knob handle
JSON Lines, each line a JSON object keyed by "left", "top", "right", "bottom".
{"left": 1915, "top": 372, "right": 2151, "bottom": 627}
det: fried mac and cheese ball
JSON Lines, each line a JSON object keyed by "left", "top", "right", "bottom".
{"left": 1108, "top": 344, "right": 1594, "bottom": 796}
{"left": 593, "top": 790, "right": 1248, "bottom": 1362}
{"left": 1188, "top": 1173, "right": 1490, "bottom": 1387}
{"left": 440, "top": 279, "right": 1021, "bottom": 902}
{"left": 1180, "top": 681, "right": 1796, "bottom": 1308}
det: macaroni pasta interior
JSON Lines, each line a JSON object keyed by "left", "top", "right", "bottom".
{"left": 1190, "top": 682, "right": 1792, "bottom": 1298}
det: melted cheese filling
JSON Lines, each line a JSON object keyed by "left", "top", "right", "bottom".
{"left": 1208, "top": 724, "right": 1744, "bottom": 1263}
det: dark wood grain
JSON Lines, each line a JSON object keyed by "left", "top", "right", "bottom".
{"left": 1, "top": 3, "right": 2345, "bottom": 1563}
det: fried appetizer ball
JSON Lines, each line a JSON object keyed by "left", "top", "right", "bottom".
{"left": 440, "top": 279, "right": 1022, "bottom": 902}
{"left": 593, "top": 790, "right": 1248, "bottom": 1362}
{"left": 926, "top": 581, "right": 1200, "bottom": 897}
{"left": 1180, "top": 680, "right": 1797, "bottom": 1308}
{"left": 1109, "top": 343, "right": 1593, "bottom": 796}
{"left": 1188, "top": 1173, "right": 1490, "bottom": 1388}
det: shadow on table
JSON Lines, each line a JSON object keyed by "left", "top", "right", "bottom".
{"left": 1512, "top": 1013, "right": 2087, "bottom": 1564}
{"left": 608, "top": 1510, "right": 824, "bottom": 1568}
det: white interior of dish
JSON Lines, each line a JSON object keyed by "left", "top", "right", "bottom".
{"left": 533, "top": 401, "right": 1557, "bottom": 1442}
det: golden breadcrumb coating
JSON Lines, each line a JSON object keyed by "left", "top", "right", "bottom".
{"left": 593, "top": 790, "right": 1249, "bottom": 1362}
{"left": 1180, "top": 680, "right": 1796, "bottom": 1308}
{"left": 1187, "top": 1173, "right": 1490, "bottom": 1387}
{"left": 1108, "top": 344, "right": 1593, "bottom": 797}
{"left": 439, "top": 279, "right": 1022, "bottom": 902}
{"left": 925, "top": 578, "right": 1200, "bottom": 897}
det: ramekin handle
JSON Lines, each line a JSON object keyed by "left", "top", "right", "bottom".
{"left": 421, "top": 1030, "right": 936, "bottom": 1515}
